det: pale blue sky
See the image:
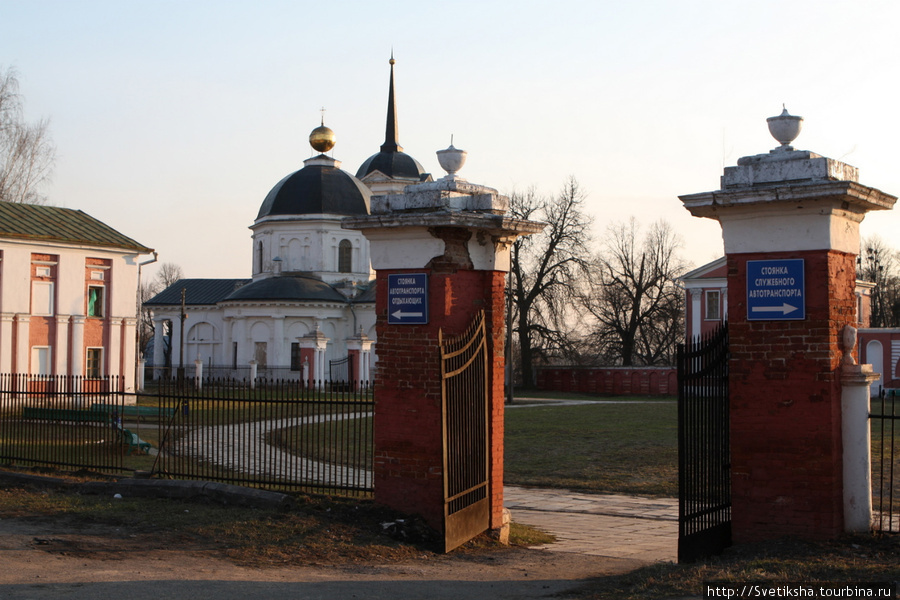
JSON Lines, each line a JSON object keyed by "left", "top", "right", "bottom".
{"left": 5, "top": 0, "right": 900, "bottom": 279}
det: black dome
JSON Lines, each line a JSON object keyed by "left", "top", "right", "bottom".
{"left": 223, "top": 275, "right": 347, "bottom": 303}
{"left": 257, "top": 161, "right": 371, "bottom": 220}
{"left": 356, "top": 150, "right": 429, "bottom": 181}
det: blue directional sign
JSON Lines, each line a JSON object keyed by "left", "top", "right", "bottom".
{"left": 388, "top": 273, "right": 429, "bottom": 324}
{"left": 746, "top": 259, "right": 805, "bottom": 321}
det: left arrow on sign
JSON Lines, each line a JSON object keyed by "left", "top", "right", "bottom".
{"left": 751, "top": 303, "right": 798, "bottom": 315}
{"left": 391, "top": 310, "right": 424, "bottom": 320}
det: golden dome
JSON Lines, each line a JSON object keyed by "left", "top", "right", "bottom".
{"left": 309, "top": 124, "right": 336, "bottom": 153}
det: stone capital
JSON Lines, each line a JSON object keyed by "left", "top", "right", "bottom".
{"left": 679, "top": 181, "right": 896, "bottom": 254}
{"left": 841, "top": 363, "right": 881, "bottom": 387}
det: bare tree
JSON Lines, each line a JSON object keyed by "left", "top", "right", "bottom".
{"left": 138, "top": 263, "right": 184, "bottom": 356}
{"left": 508, "top": 177, "right": 592, "bottom": 387}
{"left": 579, "top": 218, "right": 686, "bottom": 366}
{"left": 860, "top": 235, "right": 900, "bottom": 328}
{"left": 0, "top": 66, "right": 55, "bottom": 204}
{"left": 154, "top": 262, "right": 184, "bottom": 290}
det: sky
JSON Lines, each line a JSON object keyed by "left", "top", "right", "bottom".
{"left": 4, "top": 0, "right": 900, "bottom": 282}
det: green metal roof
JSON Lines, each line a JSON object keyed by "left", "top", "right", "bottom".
{"left": 0, "top": 201, "right": 153, "bottom": 253}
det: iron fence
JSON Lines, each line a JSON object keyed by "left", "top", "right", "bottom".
{"left": 677, "top": 322, "right": 731, "bottom": 563}
{"left": 871, "top": 389, "right": 898, "bottom": 533}
{"left": 0, "top": 374, "right": 374, "bottom": 497}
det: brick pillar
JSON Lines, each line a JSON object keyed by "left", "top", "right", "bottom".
{"left": 680, "top": 110, "right": 896, "bottom": 542}
{"left": 345, "top": 169, "right": 542, "bottom": 544}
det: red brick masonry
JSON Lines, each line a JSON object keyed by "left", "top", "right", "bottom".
{"left": 536, "top": 366, "right": 677, "bottom": 396}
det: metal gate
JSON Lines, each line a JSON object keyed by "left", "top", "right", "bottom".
{"left": 329, "top": 356, "right": 354, "bottom": 388}
{"left": 440, "top": 310, "right": 490, "bottom": 552}
{"left": 677, "top": 322, "right": 731, "bottom": 563}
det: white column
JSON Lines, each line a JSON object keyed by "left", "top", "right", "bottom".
{"left": 842, "top": 362, "right": 879, "bottom": 531}
{"left": 0, "top": 314, "right": 14, "bottom": 373}
{"left": 152, "top": 316, "right": 166, "bottom": 375}
{"left": 720, "top": 286, "right": 728, "bottom": 321}
{"left": 54, "top": 315, "right": 69, "bottom": 375}
{"left": 170, "top": 315, "right": 183, "bottom": 371}
{"left": 690, "top": 288, "right": 702, "bottom": 339}
{"left": 108, "top": 317, "right": 122, "bottom": 380}
{"left": 122, "top": 317, "right": 137, "bottom": 392}
{"left": 194, "top": 357, "right": 203, "bottom": 389}
{"left": 315, "top": 346, "right": 326, "bottom": 384}
{"left": 222, "top": 317, "right": 233, "bottom": 367}
{"left": 272, "top": 315, "right": 285, "bottom": 367}
{"left": 232, "top": 316, "right": 245, "bottom": 366}
{"left": 71, "top": 317, "right": 85, "bottom": 376}
{"left": 15, "top": 314, "right": 29, "bottom": 373}
{"left": 137, "top": 359, "right": 146, "bottom": 391}
{"left": 249, "top": 359, "right": 258, "bottom": 389}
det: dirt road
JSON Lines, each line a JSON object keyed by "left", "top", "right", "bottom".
{"left": 0, "top": 517, "right": 645, "bottom": 599}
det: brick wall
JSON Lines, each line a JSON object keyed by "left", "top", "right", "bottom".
{"left": 536, "top": 366, "right": 677, "bottom": 396}
{"left": 727, "top": 250, "right": 855, "bottom": 541}
{"left": 373, "top": 267, "right": 508, "bottom": 532}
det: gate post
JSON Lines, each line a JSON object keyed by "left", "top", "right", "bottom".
{"left": 344, "top": 148, "right": 542, "bottom": 546}
{"left": 679, "top": 109, "right": 896, "bottom": 542}
{"left": 840, "top": 326, "right": 880, "bottom": 532}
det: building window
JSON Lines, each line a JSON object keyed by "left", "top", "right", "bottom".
{"left": 87, "top": 286, "right": 104, "bottom": 317}
{"left": 86, "top": 348, "right": 103, "bottom": 378}
{"left": 257, "top": 241, "right": 264, "bottom": 274}
{"left": 291, "top": 343, "right": 301, "bottom": 371}
{"left": 338, "top": 239, "right": 352, "bottom": 273}
{"left": 254, "top": 342, "right": 267, "bottom": 368}
{"left": 705, "top": 290, "right": 721, "bottom": 320}
{"left": 232, "top": 342, "right": 238, "bottom": 369}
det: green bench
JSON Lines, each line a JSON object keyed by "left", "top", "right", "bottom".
{"left": 23, "top": 407, "right": 108, "bottom": 423}
{"left": 90, "top": 404, "right": 176, "bottom": 419}
{"left": 119, "top": 428, "right": 152, "bottom": 455}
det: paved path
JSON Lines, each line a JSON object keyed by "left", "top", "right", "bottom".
{"left": 505, "top": 485, "right": 678, "bottom": 563}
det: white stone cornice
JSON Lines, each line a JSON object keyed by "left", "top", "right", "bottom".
{"left": 679, "top": 180, "right": 897, "bottom": 255}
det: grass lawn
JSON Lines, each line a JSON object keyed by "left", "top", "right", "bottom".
{"left": 504, "top": 397, "right": 678, "bottom": 497}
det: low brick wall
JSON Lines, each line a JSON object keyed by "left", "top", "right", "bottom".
{"left": 535, "top": 366, "right": 677, "bottom": 396}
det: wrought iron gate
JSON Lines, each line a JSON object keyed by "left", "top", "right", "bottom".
{"left": 677, "top": 322, "right": 731, "bottom": 563}
{"left": 440, "top": 311, "right": 490, "bottom": 552}
{"left": 329, "top": 355, "right": 354, "bottom": 383}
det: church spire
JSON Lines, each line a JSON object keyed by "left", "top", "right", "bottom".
{"left": 380, "top": 53, "right": 403, "bottom": 153}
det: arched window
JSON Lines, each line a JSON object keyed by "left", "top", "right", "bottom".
{"left": 338, "top": 239, "right": 352, "bottom": 273}
{"left": 256, "top": 241, "right": 263, "bottom": 274}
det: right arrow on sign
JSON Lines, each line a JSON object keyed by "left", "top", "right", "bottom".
{"left": 751, "top": 303, "right": 799, "bottom": 315}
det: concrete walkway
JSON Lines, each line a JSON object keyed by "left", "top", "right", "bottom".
{"left": 505, "top": 485, "right": 678, "bottom": 563}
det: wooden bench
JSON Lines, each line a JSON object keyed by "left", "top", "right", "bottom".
{"left": 90, "top": 404, "right": 176, "bottom": 419}
{"left": 23, "top": 407, "right": 109, "bottom": 423}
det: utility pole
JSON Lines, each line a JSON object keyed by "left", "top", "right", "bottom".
{"left": 178, "top": 287, "right": 186, "bottom": 383}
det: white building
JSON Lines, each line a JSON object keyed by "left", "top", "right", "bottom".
{"left": 145, "top": 58, "right": 431, "bottom": 383}
{"left": 0, "top": 200, "right": 154, "bottom": 391}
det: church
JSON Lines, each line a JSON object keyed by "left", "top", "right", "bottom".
{"left": 144, "top": 58, "right": 432, "bottom": 383}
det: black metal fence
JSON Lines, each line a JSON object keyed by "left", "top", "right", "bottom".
{"left": 0, "top": 374, "right": 374, "bottom": 497}
{"left": 0, "top": 374, "right": 132, "bottom": 473}
{"left": 871, "top": 389, "right": 899, "bottom": 533}
{"left": 677, "top": 322, "right": 731, "bottom": 563}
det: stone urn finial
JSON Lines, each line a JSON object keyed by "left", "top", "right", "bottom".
{"left": 766, "top": 105, "right": 803, "bottom": 151}
{"left": 436, "top": 136, "right": 467, "bottom": 180}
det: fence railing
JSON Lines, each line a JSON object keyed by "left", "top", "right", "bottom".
{"left": 150, "top": 377, "right": 373, "bottom": 495}
{"left": 871, "top": 389, "right": 898, "bottom": 533}
{"left": 0, "top": 374, "right": 374, "bottom": 497}
{"left": 0, "top": 374, "right": 130, "bottom": 473}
